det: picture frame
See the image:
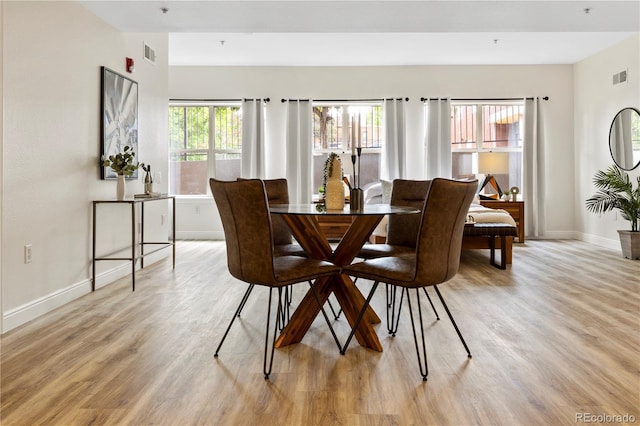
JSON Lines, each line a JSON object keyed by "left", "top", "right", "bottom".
{"left": 100, "top": 66, "right": 139, "bottom": 180}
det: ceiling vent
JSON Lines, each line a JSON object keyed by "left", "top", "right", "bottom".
{"left": 144, "top": 42, "right": 156, "bottom": 65}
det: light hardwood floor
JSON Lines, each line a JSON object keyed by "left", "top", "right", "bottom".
{"left": 1, "top": 240, "right": 639, "bottom": 425}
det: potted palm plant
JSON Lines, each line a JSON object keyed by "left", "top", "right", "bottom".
{"left": 585, "top": 165, "right": 640, "bottom": 259}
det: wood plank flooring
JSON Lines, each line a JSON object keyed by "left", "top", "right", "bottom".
{"left": 1, "top": 240, "right": 639, "bottom": 425}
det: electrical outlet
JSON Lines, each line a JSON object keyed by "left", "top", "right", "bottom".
{"left": 195, "top": 206, "right": 200, "bottom": 214}
{"left": 24, "top": 244, "right": 32, "bottom": 264}
{"left": 161, "top": 214, "right": 166, "bottom": 225}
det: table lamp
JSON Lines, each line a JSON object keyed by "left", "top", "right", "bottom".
{"left": 478, "top": 151, "right": 509, "bottom": 198}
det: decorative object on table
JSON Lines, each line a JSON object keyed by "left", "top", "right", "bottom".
{"left": 585, "top": 165, "right": 640, "bottom": 259}
{"left": 477, "top": 151, "right": 509, "bottom": 199}
{"left": 323, "top": 152, "right": 344, "bottom": 210}
{"left": 142, "top": 164, "right": 153, "bottom": 194}
{"left": 101, "top": 145, "right": 143, "bottom": 200}
{"left": 350, "top": 113, "right": 364, "bottom": 211}
{"left": 509, "top": 186, "right": 520, "bottom": 202}
{"left": 100, "top": 66, "right": 139, "bottom": 180}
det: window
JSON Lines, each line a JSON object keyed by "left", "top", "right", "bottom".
{"left": 312, "top": 103, "right": 383, "bottom": 192}
{"left": 451, "top": 102, "right": 524, "bottom": 198}
{"left": 169, "top": 103, "right": 242, "bottom": 195}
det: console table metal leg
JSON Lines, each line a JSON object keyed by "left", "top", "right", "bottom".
{"left": 172, "top": 197, "right": 176, "bottom": 269}
{"left": 92, "top": 202, "right": 97, "bottom": 291}
{"left": 131, "top": 202, "right": 136, "bottom": 291}
{"left": 140, "top": 202, "right": 145, "bottom": 269}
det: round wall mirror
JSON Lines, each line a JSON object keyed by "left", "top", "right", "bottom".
{"left": 609, "top": 107, "right": 640, "bottom": 170}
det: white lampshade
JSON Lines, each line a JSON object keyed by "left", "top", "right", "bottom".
{"left": 478, "top": 152, "right": 509, "bottom": 175}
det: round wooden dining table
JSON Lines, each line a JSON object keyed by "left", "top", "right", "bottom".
{"left": 270, "top": 203, "right": 419, "bottom": 352}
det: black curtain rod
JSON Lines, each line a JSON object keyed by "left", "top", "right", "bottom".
{"left": 420, "top": 96, "right": 549, "bottom": 102}
{"left": 281, "top": 97, "right": 409, "bottom": 103}
{"left": 170, "top": 98, "right": 270, "bottom": 103}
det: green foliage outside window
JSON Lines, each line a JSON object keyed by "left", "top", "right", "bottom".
{"left": 169, "top": 105, "right": 241, "bottom": 162}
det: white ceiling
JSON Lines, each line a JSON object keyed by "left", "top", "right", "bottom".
{"left": 80, "top": 0, "right": 640, "bottom": 66}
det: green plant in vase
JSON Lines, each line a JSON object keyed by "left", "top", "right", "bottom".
{"left": 101, "top": 145, "right": 143, "bottom": 176}
{"left": 102, "top": 145, "right": 144, "bottom": 200}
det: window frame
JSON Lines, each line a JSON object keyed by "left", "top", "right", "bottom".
{"left": 169, "top": 101, "right": 242, "bottom": 197}
{"left": 311, "top": 101, "right": 384, "bottom": 193}
{"left": 450, "top": 100, "right": 524, "bottom": 195}
{"left": 312, "top": 101, "right": 383, "bottom": 155}
{"left": 450, "top": 100, "right": 524, "bottom": 154}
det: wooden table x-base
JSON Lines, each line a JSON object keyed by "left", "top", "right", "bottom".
{"left": 274, "top": 214, "right": 384, "bottom": 351}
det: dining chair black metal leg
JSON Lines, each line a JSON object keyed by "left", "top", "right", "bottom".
{"left": 235, "top": 284, "right": 255, "bottom": 318}
{"left": 279, "top": 285, "right": 292, "bottom": 331}
{"left": 214, "top": 284, "right": 255, "bottom": 357}
{"left": 326, "top": 298, "right": 341, "bottom": 320}
{"left": 287, "top": 284, "right": 293, "bottom": 304}
{"left": 308, "top": 280, "right": 344, "bottom": 352}
{"left": 340, "top": 281, "right": 381, "bottom": 355}
{"left": 386, "top": 284, "right": 404, "bottom": 336}
{"left": 433, "top": 285, "right": 472, "bottom": 358}
{"left": 406, "top": 288, "right": 429, "bottom": 381}
{"left": 422, "top": 287, "right": 440, "bottom": 320}
{"left": 263, "top": 287, "right": 283, "bottom": 380}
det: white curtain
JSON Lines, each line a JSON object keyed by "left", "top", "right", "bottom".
{"left": 424, "top": 98, "right": 452, "bottom": 179}
{"left": 285, "top": 100, "right": 313, "bottom": 204}
{"left": 241, "top": 99, "right": 266, "bottom": 178}
{"left": 381, "top": 98, "right": 407, "bottom": 180}
{"left": 523, "top": 97, "right": 546, "bottom": 238}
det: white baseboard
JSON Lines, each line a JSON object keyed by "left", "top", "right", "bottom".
{"left": 3, "top": 279, "right": 91, "bottom": 333}
{"left": 576, "top": 232, "right": 620, "bottom": 251}
{"left": 176, "top": 231, "right": 224, "bottom": 240}
{"left": 537, "top": 230, "right": 578, "bottom": 240}
{"left": 2, "top": 249, "right": 172, "bottom": 333}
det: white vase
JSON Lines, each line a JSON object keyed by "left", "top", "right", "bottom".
{"left": 116, "top": 174, "right": 126, "bottom": 200}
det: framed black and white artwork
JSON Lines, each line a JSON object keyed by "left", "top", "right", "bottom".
{"left": 100, "top": 66, "right": 139, "bottom": 179}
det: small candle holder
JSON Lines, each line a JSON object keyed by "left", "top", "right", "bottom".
{"left": 349, "top": 148, "right": 364, "bottom": 211}
{"left": 350, "top": 188, "right": 364, "bottom": 211}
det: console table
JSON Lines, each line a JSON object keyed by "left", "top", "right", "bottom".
{"left": 92, "top": 196, "right": 175, "bottom": 291}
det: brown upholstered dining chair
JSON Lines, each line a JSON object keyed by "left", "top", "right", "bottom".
{"left": 237, "top": 178, "right": 306, "bottom": 325}
{"left": 259, "top": 178, "right": 307, "bottom": 257}
{"left": 341, "top": 178, "right": 477, "bottom": 381}
{"left": 358, "top": 179, "right": 432, "bottom": 259}
{"left": 357, "top": 179, "right": 439, "bottom": 332}
{"left": 210, "top": 178, "right": 341, "bottom": 379}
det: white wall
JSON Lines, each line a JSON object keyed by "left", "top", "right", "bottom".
{"left": 574, "top": 34, "right": 640, "bottom": 249}
{"left": 169, "top": 64, "right": 575, "bottom": 239}
{"left": 1, "top": 1, "right": 169, "bottom": 332}
{"left": 0, "top": 1, "right": 4, "bottom": 333}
